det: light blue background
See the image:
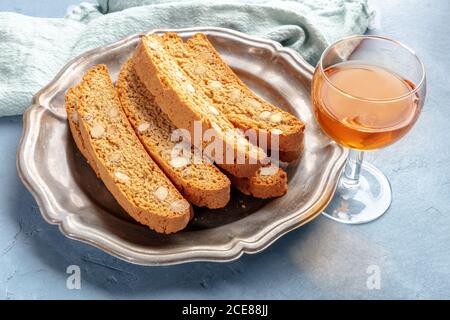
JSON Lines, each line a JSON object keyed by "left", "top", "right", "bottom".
{"left": 0, "top": 0, "right": 449, "bottom": 299}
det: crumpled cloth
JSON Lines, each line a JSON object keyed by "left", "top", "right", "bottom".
{"left": 0, "top": 0, "right": 372, "bottom": 116}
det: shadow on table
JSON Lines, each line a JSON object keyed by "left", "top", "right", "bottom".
{"left": 4, "top": 109, "right": 391, "bottom": 298}
{"left": 2, "top": 115, "right": 322, "bottom": 298}
{"left": 11, "top": 175, "right": 405, "bottom": 299}
{"left": 10, "top": 176, "right": 340, "bottom": 297}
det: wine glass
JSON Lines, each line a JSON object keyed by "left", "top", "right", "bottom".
{"left": 311, "top": 35, "right": 426, "bottom": 224}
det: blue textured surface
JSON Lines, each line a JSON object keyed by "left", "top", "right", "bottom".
{"left": 0, "top": 0, "right": 449, "bottom": 299}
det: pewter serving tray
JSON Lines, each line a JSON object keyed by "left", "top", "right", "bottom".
{"left": 17, "top": 27, "right": 346, "bottom": 265}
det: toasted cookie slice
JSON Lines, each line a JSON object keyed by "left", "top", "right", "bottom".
{"left": 65, "top": 86, "right": 99, "bottom": 175}
{"left": 116, "top": 60, "right": 231, "bottom": 209}
{"left": 132, "top": 34, "right": 267, "bottom": 178}
{"left": 180, "top": 33, "right": 305, "bottom": 161}
{"left": 231, "top": 164, "right": 288, "bottom": 199}
{"left": 73, "top": 64, "right": 192, "bottom": 234}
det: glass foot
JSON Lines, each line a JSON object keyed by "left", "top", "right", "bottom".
{"left": 323, "top": 162, "right": 392, "bottom": 224}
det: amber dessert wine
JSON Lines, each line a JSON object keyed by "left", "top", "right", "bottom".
{"left": 313, "top": 62, "right": 421, "bottom": 150}
{"left": 312, "top": 36, "right": 426, "bottom": 224}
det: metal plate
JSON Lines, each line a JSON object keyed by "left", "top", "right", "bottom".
{"left": 16, "top": 27, "right": 347, "bottom": 265}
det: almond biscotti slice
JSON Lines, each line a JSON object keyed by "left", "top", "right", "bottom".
{"left": 74, "top": 64, "right": 192, "bottom": 234}
{"left": 65, "top": 86, "right": 99, "bottom": 175}
{"left": 279, "top": 146, "right": 304, "bottom": 163}
{"left": 231, "top": 164, "right": 288, "bottom": 199}
{"left": 178, "top": 33, "right": 305, "bottom": 161}
{"left": 132, "top": 34, "right": 267, "bottom": 178}
{"left": 116, "top": 60, "right": 230, "bottom": 209}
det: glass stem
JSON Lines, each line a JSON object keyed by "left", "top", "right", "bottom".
{"left": 343, "top": 149, "right": 364, "bottom": 186}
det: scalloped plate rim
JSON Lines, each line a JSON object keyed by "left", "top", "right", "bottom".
{"left": 16, "top": 27, "right": 347, "bottom": 266}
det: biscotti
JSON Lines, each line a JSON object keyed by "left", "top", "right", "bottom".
{"left": 72, "top": 64, "right": 192, "bottom": 234}
{"left": 231, "top": 164, "right": 288, "bottom": 199}
{"left": 132, "top": 34, "right": 267, "bottom": 178}
{"left": 116, "top": 59, "right": 231, "bottom": 209}
{"left": 65, "top": 86, "right": 99, "bottom": 175}
{"left": 279, "top": 145, "right": 304, "bottom": 163}
{"left": 178, "top": 33, "right": 305, "bottom": 161}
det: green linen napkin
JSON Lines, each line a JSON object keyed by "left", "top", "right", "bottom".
{"left": 0, "top": 0, "right": 372, "bottom": 117}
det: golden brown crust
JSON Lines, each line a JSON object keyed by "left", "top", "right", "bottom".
{"left": 277, "top": 138, "right": 305, "bottom": 163}
{"left": 73, "top": 64, "right": 192, "bottom": 234}
{"left": 116, "top": 60, "right": 231, "bottom": 209}
{"left": 231, "top": 166, "right": 288, "bottom": 199}
{"left": 65, "top": 87, "right": 99, "bottom": 176}
{"left": 132, "top": 34, "right": 266, "bottom": 178}
{"left": 183, "top": 33, "right": 305, "bottom": 161}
